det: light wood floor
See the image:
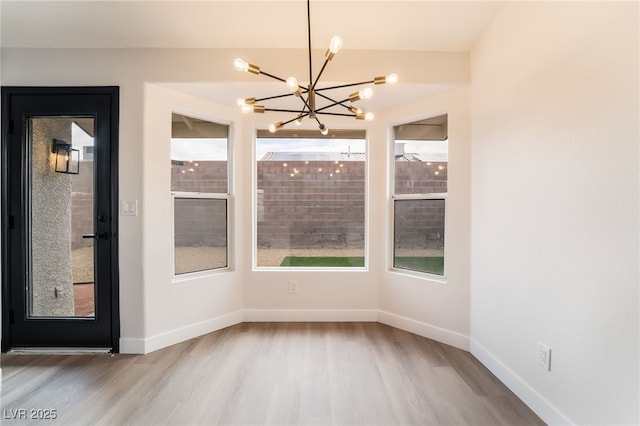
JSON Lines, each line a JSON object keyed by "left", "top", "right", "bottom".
{"left": 1, "top": 322, "right": 544, "bottom": 425}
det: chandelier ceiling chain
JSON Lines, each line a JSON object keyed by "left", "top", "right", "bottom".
{"left": 234, "top": 0, "right": 397, "bottom": 135}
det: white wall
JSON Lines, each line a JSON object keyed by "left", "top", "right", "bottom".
{"left": 0, "top": 49, "right": 149, "bottom": 349}
{"left": 239, "top": 57, "right": 471, "bottom": 325}
{"left": 0, "top": 48, "right": 254, "bottom": 353}
{"left": 141, "top": 84, "right": 244, "bottom": 352}
{"left": 241, "top": 116, "right": 379, "bottom": 322}
{"left": 0, "top": 47, "right": 471, "bottom": 353}
{"left": 378, "top": 88, "right": 471, "bottom": 350}
{"left": 470, "top": 2, "right": 639, "bottom": 425}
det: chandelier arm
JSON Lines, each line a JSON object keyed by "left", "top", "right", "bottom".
{"left": 313, "top": 97, "right": 352, "bottom": 113}
{"left": 256, "top": 93, "right": 298, "bottom": 102}
{"left": 315, "top": 112, "right": 357, "bottom": 117}
{"left": 298, "top": 94, "right": 314, "bottom": 113}
{"left": 314, "top": 80, "right": 375, "bottom": 92}
{"left": 307, "top": 0, "right": 313, "bottom": 87}
{"left": 264, "top": 108, "right": 314, "bottom": 113}
{"left": 315, "top": 92, "right": 353, "bottom": 111}
{"left": 311, "top": 58, "right": 331, "bottom": 92}
{"left": 258, "top": 70, "right": 288, "bottom": 83}
{"left": 282, "top": 112, "right": 311, "bottom": 127}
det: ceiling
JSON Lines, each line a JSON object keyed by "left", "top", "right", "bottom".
{"left": 1, "top": 1, "right": 503, "bottom": 119}
{"left": 0, "top": 1, "right": 503, "bottom": 50}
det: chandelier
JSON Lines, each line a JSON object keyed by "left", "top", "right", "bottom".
{"left": 233, "top": 0, "right": 397, "bottom": 135}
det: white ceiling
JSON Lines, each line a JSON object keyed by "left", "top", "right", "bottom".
{"left": 0, "top": 1, "right": 503, "bottom": 50}
{"left": 0, "top": 1, "right": 503, "bottom": 116}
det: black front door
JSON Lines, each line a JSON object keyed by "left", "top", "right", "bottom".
{"left": 2, "top": 87, "right": 119, "bottom": 351}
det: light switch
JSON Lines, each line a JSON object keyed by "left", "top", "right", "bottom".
{"left": 121, "top": 200, "right": 138, "bottom": 216}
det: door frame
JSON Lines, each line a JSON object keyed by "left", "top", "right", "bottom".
{"left": 1, "top": 86, "right": 120, "bottom": 352}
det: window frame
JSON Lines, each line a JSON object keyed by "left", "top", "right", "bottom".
{"left": 389, "top": 114, "right": 448, "bottom": 281}
{"left": 170, "top": 113, "right": 232, "bottom": 281}
{"left": 391, "top": 193, "right": 447, "bottom": 280}
{"left": 252, "top": 129, "right": 369, "bottom": 271}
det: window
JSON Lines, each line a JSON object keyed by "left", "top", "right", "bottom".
{"left": 392, "top": 114, "right": 448, "bottom": 276}
{"left": 256, "top": 129, "right": 366, "bottom": 268}
{"left": 171, "top": 113, "right": 229, "bottom": 275}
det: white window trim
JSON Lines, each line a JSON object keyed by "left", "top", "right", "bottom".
{"left": 389, "top": 114, "right": 449, "bottom": 281}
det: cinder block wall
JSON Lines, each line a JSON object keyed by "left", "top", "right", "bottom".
{"left": 75, "top": 159, "right": 446, "bottom": 250}
{"left": 71, "top": 192, "right": 94, "bottom": 249}
{"left": 394, "top": 162, "right": 447, "bottom": 194}
{"left": 171, "top": 161, "right": 228, "bottom": 247}
{"left": 70, "top": 161, "right": 95, "bottom": 250}
{"left": 173, "top": 197, "right": 228, "bottom": 247}
{"left": 394, "top": 198, "right": 446, "bottom": 250}
{"left": 171, "top": 161, "right": 228, "bottom": 194}
{"left": 257, "top": 161, "right": 366, "bottom": 249}
{"left": 394, "top": 162, "right": 447, "bottom": 249}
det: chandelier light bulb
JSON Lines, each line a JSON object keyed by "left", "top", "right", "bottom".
{"left": 360, "top": 87, "right": 374, "bottom": 100}
{"left": 374, "top": 73, "right": 399, "bottom": 85}
{"left": 365, "top": 112, "right": 375, "bottom": 121}
{"left": 241, "top": 104, "right": 253, "bottom": 114}
{"left": 386, "top": 73, "right": 398, "bottom": 84}
{"left": 349, "top": 87, "right": 374, "bottom": 102}
{"left": 319, "top": 124, "right": 329, "bottom": 136}
{"left": 233, "top": 58, "right": 259, "bottom": 75}
{"left": 286, "top": 77, "right": 299, "bottom": 92}
{"left": 328, "top": 36, "right": 343, "bottom": 54}
{"left": 358, "top": 87, "right": 373, "bottom": 101}
{"left": 233, "top": 58, "right": 248, "bottom": 72}
{"left": 239, "top": 97, "right": 256, "bottom": 106}
{"left": 295, "top": 116, "right": 303, "bottom": 126}
{"left": 269, "top": 122, "right": 283, "bottom": 133}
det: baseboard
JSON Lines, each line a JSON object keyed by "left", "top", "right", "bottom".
{"left": 243, "top": 309, "right": 379, "bottom": 322}
{"left": 120, "top": 310, "right": 243, "bottom": 354}
{"left": 119, "top": 338, "right": 146, "bottom": 354}
{"left": 120, "top": 310, "right": 457, "bottom": 353}
{"left": 377, "top": 310, "right": 469, "bottom": 350}
{"left": 470, "top": 338, "right": 573, "bottom": 426}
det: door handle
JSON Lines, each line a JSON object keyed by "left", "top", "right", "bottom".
{"left": 82, "top": 232, "right": 109, "bottom": 240}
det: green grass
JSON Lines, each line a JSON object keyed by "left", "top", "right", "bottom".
{"left": 280, "top": 256, "right": 365, "bottom": 267}
{"left": 393, "top": 256, "right": 444, "bottom": 275}
{"left": 280, "top": 255, "right": 444, "bottom": 274}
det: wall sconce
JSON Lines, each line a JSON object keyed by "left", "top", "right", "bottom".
{"left": 52, "top": 138, "right": 80, "bottom": 175}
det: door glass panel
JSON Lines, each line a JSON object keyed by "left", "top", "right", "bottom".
{"left": 28, "top": 117, "right": 96, "bottom": 318}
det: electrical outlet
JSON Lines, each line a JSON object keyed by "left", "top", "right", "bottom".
{"left": 289, "top": 280, "right": 298, "bottom": 294}
{"left": 537, "top": 341, "right": 551, "bottom": 371}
